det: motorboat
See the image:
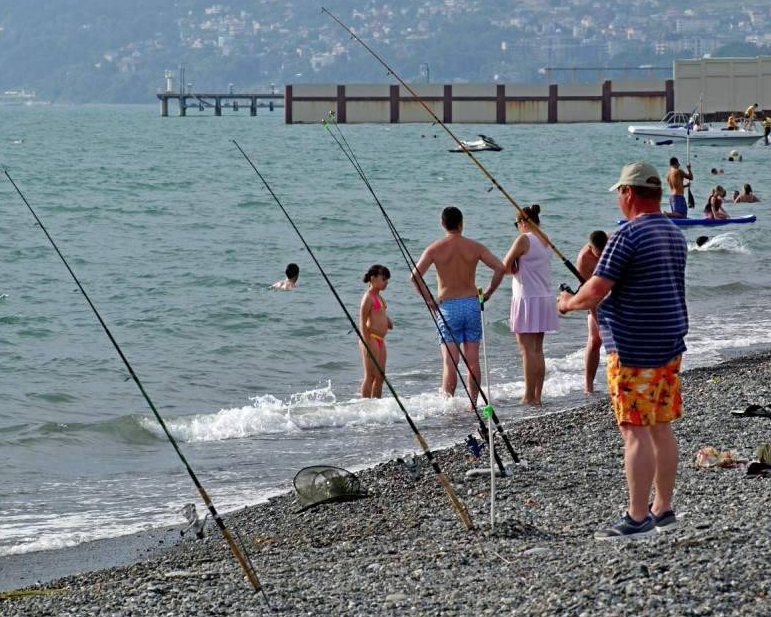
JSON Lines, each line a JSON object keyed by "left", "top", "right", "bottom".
{"left": 449, "top": 134, "right": 502, "bottom": 152}
{"left": 628, "top": 111, "right": 762, "bottom": 146}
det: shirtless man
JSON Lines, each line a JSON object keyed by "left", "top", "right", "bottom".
{"left": 744, "top": 103, "right": 758, "bottom": 129}
{"left": 412, "top": 206, "right": 505, "bottom": 403}
{"left": 666, "top": 157, "right": 693, "bottom": 218}
{"left": 272, "top": 263, "right": 299, "bottom": 289}
{"left": 577, "top": 230, "right": 608, "bottom": 393}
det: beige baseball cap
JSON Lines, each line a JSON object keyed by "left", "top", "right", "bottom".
{"left": 608, "top": 161, "right": 662, "bottom": 192}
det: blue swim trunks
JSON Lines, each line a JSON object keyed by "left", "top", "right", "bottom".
{"left": 669, "top": 194, "right": 687, "bottom": 217}
{"left": 437, "top": 296, "right": 482, "bottom": 344}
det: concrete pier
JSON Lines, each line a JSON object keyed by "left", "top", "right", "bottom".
{"left": 156, "top": 92, "right": 283, "bottom": 117}
{"left": 285, "top": 81, "right": 673, "bottom": 124}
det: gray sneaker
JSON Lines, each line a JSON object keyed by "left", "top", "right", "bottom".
{"left": 594, "top": 513, "right": 656, "bottom": 541}
{"left": 650, "top": 507, "right": 677, "bottom": 532}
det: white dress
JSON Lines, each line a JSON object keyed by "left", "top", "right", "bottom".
{"left": 510, "top": 233, "right": 559, "bottom": 333}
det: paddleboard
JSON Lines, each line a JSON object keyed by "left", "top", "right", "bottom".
{"left": 618, "top": 215, "right": 756, "bottom": 227}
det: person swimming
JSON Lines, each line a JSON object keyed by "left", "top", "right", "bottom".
{"left": 272, "top": 263, "right": 300, "bottom": 289}
{"left": 359, "top": 264, "right": 393, "bottom": 398}
{"left": 695, "top": 236, "right": 709, "bottom": 247}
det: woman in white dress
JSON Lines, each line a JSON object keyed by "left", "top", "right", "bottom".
{"left": 503, "top": 204, "right": 559, "bottom": 405}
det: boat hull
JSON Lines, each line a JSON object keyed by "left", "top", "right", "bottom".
{"left": 628, "top": 125, "right": 762, "bottom": 146}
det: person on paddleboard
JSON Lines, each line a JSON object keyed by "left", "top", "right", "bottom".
{"left": 411, "top": 206, "right": 505, "bottom": 404}
{"left": 359, "top": 264, "right": 393, "bottom": 398}
{"left": 666, "top": 157, "right": 692, "bottom": 219}
{"left": 558, "top": 161, "right": 688, "bottom": 540}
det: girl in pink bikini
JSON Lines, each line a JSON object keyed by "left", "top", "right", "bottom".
{"left": 359, "top": 264, "right": 393, "bottom": 398}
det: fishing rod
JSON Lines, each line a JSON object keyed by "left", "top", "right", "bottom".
{"left": 4, "top": 170, "right": 269, "bottom": 605}
{"left": 322, "top": 115, "right": 519, "bottom": 471}
{"left": 321, "top": 7, "right": 585, "bottom": 286}
{"left": 232, "top": 140, "right": 474, "bottom": 532}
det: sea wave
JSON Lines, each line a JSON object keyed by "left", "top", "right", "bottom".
{"left": 688, "top": 232, "right": 749, "bottom": 254}
{"left": 140, "top": 382, "right": 472, "bottom": 443}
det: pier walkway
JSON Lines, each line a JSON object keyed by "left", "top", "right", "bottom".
{"left": 157, "top": 92, "right": 284, "bottom": 117}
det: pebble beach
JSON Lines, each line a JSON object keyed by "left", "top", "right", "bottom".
{"left": 2, "top": 350, "right": 771, "bottom": 616}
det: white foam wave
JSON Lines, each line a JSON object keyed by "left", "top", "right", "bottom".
{"left": 0, "top": 485, "right": 287, "bottom": 557}
{"left": 141, "top": 382, "right": 470, "bottom": 443}
{"left": 688, "top": 232, "right": 749, "bottom": 254}
{"left": 685, "top": 313, "right": 771, "bottom": 367}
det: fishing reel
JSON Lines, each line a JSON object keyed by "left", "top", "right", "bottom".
{"left": 465, "top": 434, "right": 486, "bottom": 459}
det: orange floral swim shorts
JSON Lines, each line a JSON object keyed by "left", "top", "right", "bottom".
{"left": 606, "top": 352, "right": 683, "bottom": 426}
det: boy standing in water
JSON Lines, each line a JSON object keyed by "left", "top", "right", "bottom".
{"left": 576, "top": 230, "right": 608, "bottom": 393}
{"left": 359, "top": 265, "right": 393, "bottom": 398}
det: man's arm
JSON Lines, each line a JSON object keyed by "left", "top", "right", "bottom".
{"left": 478, "top": 245, "right": 505, "bottom": 301}
{"left": 681, "top": 165, "right": 693, "bottom": 181}
{"left": 410, "top": 246, "right": 437, "bottom": 310}
{"left": 557, "top": 275, "right": 614, "bottom": 314}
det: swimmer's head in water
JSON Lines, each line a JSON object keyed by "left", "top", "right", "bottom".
{"left": 696, "top": 236, "right": 709, "bottom": 247}
{"left": 285, "top": 263, "right": 300, "bottom": 280}
{"left": 744, "top": 183, "right": 753, "bottom": 194}
{"left": 589, "top": 230, "right": 608, "bottom": 253}
{"left": 441, "top": 206, "right": 463, "bottom": 231}
{"left": 363, "top": 264, "right": 390, "bottom": 283}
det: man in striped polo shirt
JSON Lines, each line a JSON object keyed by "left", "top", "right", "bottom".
{"left": 558, "top": 161, "right": 688, "bottom": 540}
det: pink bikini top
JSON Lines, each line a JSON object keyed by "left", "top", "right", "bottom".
{"left": 370, "top": 291, "right": 387, "bottom": 311}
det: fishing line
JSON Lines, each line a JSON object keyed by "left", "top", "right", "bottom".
{"left": 232, "top": 140, "right": 475, "bottom": 531}
{"left": 321, "top": 7, "right": 585, "bottom": 286}
{"left": 321, "top": 116, "right": 519, "bottom": 472}
{"left": 4, "top": 170, "right": 270, "bottom": 605}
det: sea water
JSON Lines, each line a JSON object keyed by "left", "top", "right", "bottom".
{"left": 1, "top": 105, "right": 770, "bottom": 556}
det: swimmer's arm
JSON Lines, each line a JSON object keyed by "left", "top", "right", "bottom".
{"left": 479, "top": 245, "right": 505, "bottom": 301}
{"left": 410, "top": 247, "right": 437, "bottom": 310}
{"left": 502, "top": 234, "right": 529, "bottom": 274}
{"left": 558, "top": 275, "right": 614, "bottom": 314}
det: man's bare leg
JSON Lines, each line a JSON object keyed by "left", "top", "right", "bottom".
{"left": 585, "top": 313, "right": 602, "bottom": 393}
{"left": 441, "top": 342, "right": 460, "bottom": 396}
{"left": 620, "top": 424, "right": 656, "bottom": 521}
{"left": 650, "top": 421, "right": 678, "bottom": 515}
{"left": 462, "top": 341, "right": 481, "bottom": 406}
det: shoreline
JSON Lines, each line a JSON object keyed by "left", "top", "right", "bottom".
{"left": 2, "top": 349, "right": 771, "bottom": 614}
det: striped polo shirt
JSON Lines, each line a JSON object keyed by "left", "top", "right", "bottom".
{"left": 594, "top": 213, "right": 688, "bottom": 367}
